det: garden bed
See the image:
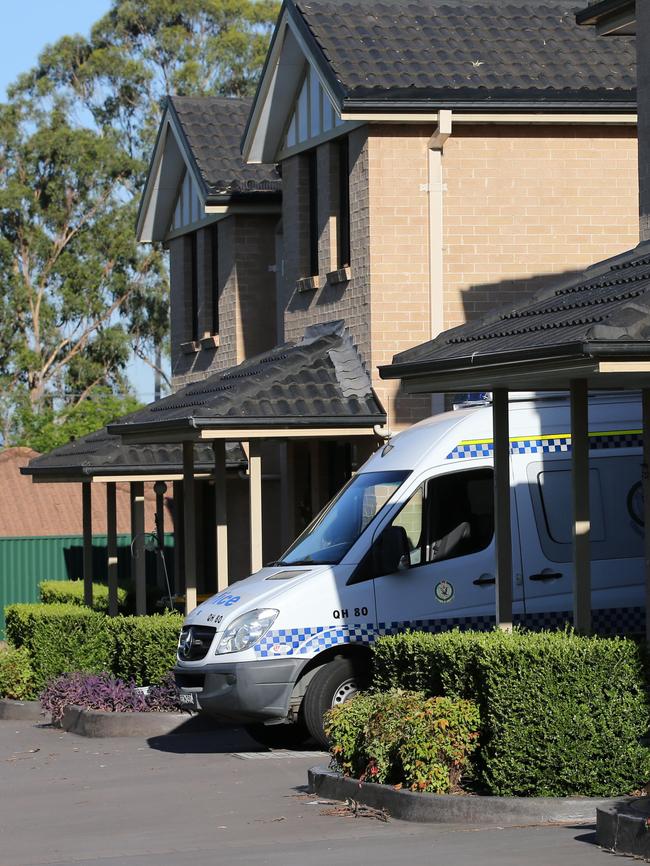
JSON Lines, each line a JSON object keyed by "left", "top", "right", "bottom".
{"left": 60, "top": 704, "right": 202, "bottom": 738}
{"left": 0, "top": 698, "right": 44, "bottom": 722}
{"left": 308, "top": 766, "right": 631, "bottom": 825}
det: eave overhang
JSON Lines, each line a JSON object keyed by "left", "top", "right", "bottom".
{"left": 576, "top": 0, "right": 635, "bottom": 34}
{"left": 380, "top": 342, "right": 650, "bottom": 393}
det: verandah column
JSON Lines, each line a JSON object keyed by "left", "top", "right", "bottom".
{"left": 82, "top": 482, "right": 93, "bottom": 608}
{"left": 130, "top": 481, "right": 146, "bottom": 616}
{"left": 492, "top": 389, "right": 513, "bottom": 630}
{"left": 248, "top": 441, "right": 263, "bottom": 573}
{"left": 213, "top": 441, "right": 229, "bottom": 592}
{"left": 106, "top": 482, "right": 118, "bottom": 616}
{"left": 642, "top": 390, "right": 650, "bottom": 643}
{"left": 183, "top": 442, "right": 197, "bottom": 614}
{"left": 570, "top": 379, "right": 591, "bottom": 635}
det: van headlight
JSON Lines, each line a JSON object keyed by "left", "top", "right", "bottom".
{"left": 215, "top": 609, "right": 279, "bottom": 655}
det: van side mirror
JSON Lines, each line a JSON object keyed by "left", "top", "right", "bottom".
{"left": 374, "top": 525, "right": 410, "bottom": 576}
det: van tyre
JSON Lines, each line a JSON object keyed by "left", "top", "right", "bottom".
{"left": 244, "top": 719, "right": 311, "bottom": 750}
{"left": 303, "top": 656, "right": 369, "bottom": 749}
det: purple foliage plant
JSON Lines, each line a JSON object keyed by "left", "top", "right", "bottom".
{"left": 40, "top": 672, "right": 183, "bottom": 722}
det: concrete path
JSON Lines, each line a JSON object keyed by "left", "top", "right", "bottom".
{"left": 0, "top": 719, "right": 625, "bottom": 866}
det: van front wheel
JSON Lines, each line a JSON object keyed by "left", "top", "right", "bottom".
{"left": 303, "top": 656, "right": 369, "bottom": 748}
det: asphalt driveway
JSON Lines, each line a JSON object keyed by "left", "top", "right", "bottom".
{"left": 0, "top": 718, "right": 625, "bottom": 866}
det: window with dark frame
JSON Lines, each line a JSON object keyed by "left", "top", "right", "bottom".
{"left": 189, "top": 231, "right": 199, "bottom": 342}
{"left": 337, "top": 136, "right": 351, "bottom": 269}
{"left": 211, "top": 223, "right": 219, "bottom": 336}
{"left": 307, "top": 150, "right": 319, "bottom": 276}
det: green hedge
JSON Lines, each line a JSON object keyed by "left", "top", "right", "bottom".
{"left": 39, "top": 580, "right": 129, "bottom": 613}
{"left": 110, "top": 614, "right": 183, "bottom": 686}
{"left": 326, "top": 690, "right": 480, "bottom": 793}
{"left": 5, "top": 604, "right": 182, "bottom": 690}
{"left": 0, "top": 646, "right": 36, "bottom": 700}
{"left": 372, "top": 629, "right": 650, "bottom": 797}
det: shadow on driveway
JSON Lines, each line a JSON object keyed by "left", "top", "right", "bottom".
{"left": 147, "top": 720, "right": 325, "bottom": 755}
{"left": 571, "top": 825, "right": 598, "bottom": 848}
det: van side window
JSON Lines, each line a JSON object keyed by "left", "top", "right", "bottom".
{"left": 391, "top": 485, "right": 424, "bottom": 566}
{"left": 526, "top": 457, "right": 642, "bottom": 563}
{"left": 426, "top": 468, "right": 494, "bottom": 563}
{"left": 368, "top": 468, "right": 494, "bottom": 579}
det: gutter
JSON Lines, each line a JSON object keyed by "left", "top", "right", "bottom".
{"left": 381, "top": 339, "right": 650, "bottom": 382}
{"left": 341, "top": 97, "right": 636, "bottom": 115}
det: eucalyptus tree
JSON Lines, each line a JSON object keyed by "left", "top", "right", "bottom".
{"left": 1, "top": 0, "right": 278, "bottom": 447}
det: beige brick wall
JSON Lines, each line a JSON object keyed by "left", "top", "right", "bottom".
{"left": 278, "top": 122, "right": 638, "bottom": 431}
{"left": 169, "top": 214, "right": 279, "bottom": 391}
{"left": 367, "top": 125, "right": 433, "bottom": 429}
{"left": 442, "top": 124, "right": 639, "bottom": 327}
{"left": 234, "top": 214, "right": 278, "bottom": 361}
{"left": 281, "top": 129, "right": 371, "bottom": 362}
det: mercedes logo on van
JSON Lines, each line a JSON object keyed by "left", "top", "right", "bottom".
{"left": 179, "top": 628, "right": 194, "bottom": 659}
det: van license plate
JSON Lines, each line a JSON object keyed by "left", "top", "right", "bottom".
{"left": 179, "top": 692, "right": 199, "bottom": 708}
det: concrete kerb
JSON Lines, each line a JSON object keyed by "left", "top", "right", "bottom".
{"left": 60, "top": 705, "right": 210, "bottom": 738}
{"left": 0, "top": 699, "right": 44, "bottom": 722}
{"left": 597, "top": 797, "right": 650, "bottom": 859}
{"left": 308, "top": 765, "right": 631, "bottom": 826}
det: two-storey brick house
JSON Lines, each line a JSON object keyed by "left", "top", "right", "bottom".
{"left": 29, "top": 0, "right": 642, "bottom": 613}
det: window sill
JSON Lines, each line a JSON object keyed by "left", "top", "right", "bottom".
{"left": 181, "top": 340, "right": 201, "bottom": 355}
{"left": 200, "top": 334, "right": 220, "bottom": 350}
{"left": 326, "top": 266, "right": 351, "bottom": 286}
{"left": 296, "top": 275, "right": 320, "bottom": 293}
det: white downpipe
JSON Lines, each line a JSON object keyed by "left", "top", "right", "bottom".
{"left": 428, "top": 110, "right": 452, "bottom": 415}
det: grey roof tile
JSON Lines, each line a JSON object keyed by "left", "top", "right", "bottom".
{"left": 295, "top": 0, "right": 635, "bottom": 105}
{"left": 385, "top": 243, "right": 650, "bottom": 374}
{"left": 168, "top": 96, "right": 281, "bottom": 197}
{"left": 24, "top": 429, "right": 246, "bottom": 479}
{"left": 109, "top": 321, "right": 386, "bottom": 436}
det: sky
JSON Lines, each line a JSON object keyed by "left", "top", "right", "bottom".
{"left": 0, "top": 1, "right": 112, "bottom": 99}
{"left": 1, "top": 0, "right": 169, "bottom": 402}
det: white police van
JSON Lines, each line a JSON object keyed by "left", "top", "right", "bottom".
{"left": 175, "top": 393, "right": 645, "bottom": 747}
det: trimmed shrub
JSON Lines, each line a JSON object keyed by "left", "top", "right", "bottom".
{"left": 325, "top": 690, "right": 480, "bottom": 794}
{"left": 5, "top": 604, "right": 115, "bottom": 691}
{"left": 39, "top": 580, "right": 128, "bottom": 613}
{"left": 108, "top": 613, "right": 183, "bottom": 686}
{"left": 5, "top": 604, "right": 182, "bottom": 689}
{"left": 0, "top": 646, "right": 36, "bottom": 700}
{"left": 40, "top": 672, "right": 184, "bottom": 723}
{"left": 372, "top": 629, "right": 650, "bottom": 797}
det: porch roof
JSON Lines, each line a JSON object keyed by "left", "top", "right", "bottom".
{"left": 22, "top": 429, "right": 246, "bottom": 483}
{"left": 108, "top": 321, "right": 386, "bottom": 442}
{"left": 380, "top": 242, "right": 650, "bottom": 392}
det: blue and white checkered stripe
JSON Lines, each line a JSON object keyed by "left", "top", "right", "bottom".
{"left": 447, "top": 431, "right": 642, "bottom": 461}
{"left": 253, "top": 607, "right": 645, "bottom": 657}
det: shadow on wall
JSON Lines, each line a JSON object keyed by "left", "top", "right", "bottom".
{"left": 459, "top": 268, "right": 584, "bottom": 325}
{"left": 388, "top": 267, "right": 586, "bottom": 429}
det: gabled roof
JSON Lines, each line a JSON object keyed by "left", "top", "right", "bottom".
{"left": 108, "top": 321, "right": 386, "bottom": 440}
{"left": 380, "top": 242, "right": 650, "bottom": 390}
{"left": 298, "top": 0, "right": 635, "bottom": 104}
{"left": 2, "top": 447, "right": 165, "bottom": 536}
{"left": 23, "top": 430, "right": 246, "bottom": 481}
{"left": 243, "top": 0, "right": 636, "bottom": 161}
{"left": 169, "top": 97, "right": 281, "bottom": 197}
{"left": 137, "top": 96, "right": 281, "bottom": 243}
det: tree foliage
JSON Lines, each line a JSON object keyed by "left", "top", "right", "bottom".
{"left": 1, "top": 0, "right": 278, "bottom": 447}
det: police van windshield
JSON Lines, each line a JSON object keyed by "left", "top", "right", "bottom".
{"left": 276, "top": 470, "right": 410, "bottom": 566}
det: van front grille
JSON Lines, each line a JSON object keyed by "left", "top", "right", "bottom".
{"left": 177, "top": 625, "right": 216, "bottom": 661}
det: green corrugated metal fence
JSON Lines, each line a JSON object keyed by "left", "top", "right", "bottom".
{"left": 0, "top": 533, "right": 175, "bottom": 638}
